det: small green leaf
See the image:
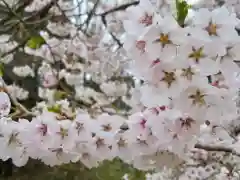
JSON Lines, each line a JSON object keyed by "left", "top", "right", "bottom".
{"left": 175, "top": 0, "right": 190, "bottom": 27}
{"left": 54, "top": 91, "right": 67, "bottom": 101}
{"left": 0, "top": 63, "right": 4, "bottom": 77}
{"left": 27, "top": 35, "right": 46, "bottom": 49}
{"left": 47, "top": 104, "right": 61, "bottom": 113}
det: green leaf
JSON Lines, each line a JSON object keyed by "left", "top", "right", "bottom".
{"left": 0, "top": 63, "right": 4, "bottom": 77}
{"left": 27, "top": 35, "right": 46, "bottom": 49}
{"left": 175, "top": 0, "right": 190, "bottom": 27}
{"left": 47, "top": 104, "right": 61, "bottom": 113}
{"left": 54, "top": 91, "right": 68, "bottom": 101}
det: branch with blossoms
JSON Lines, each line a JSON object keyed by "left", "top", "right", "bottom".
{"left": 0, "top": 0, "right": 139, "bottom": 119}
{"left": 2, "top": 0, "right": 240, "bottom": 179}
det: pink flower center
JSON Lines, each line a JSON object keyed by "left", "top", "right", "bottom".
{"left": 150, "top": 107, "right": 159, "bottom": 115}
{"left": 159, "top": 106, "right": 166, "bottom": 111}
{"left": 38, "top": 123, "right": 48, "bottom": 136}
{"left": 150, "top": 59, "right": 161, "bottom": 67}
{"left": 136, "top": 40, "right": 146, "bottom": 53}
{"left": 42, "top": 73, "right": 57, "bottom": 88}
{"left": 211, "top": 81, "right": 219, "bottom": 87}
{"left": 140, "top": 119, "right": 147, "bottom": 129}
{"left": 139, "top": 13, "right": 153, "bottom": 26}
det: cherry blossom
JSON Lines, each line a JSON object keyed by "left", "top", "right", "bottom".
{"left": 1, "top": 0, "right": 240, "bottom": 179}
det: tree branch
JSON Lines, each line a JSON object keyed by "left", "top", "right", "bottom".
{"left": 25, "top": 0, "right": 58, "bottom": 22}
{"left": 195, "top": 143, "right": 240, "bottom": 157}
{"left": 97, "top": 1, "right": 139, "bottom": 16}
{"left": 82, "top": 0, "right": 100, "bottom": 32}
{"left": 101, "top": 15, "right": 122, "bottom": 47}
{"left": 97, "top": 1, "right": 139, "bottom": 48}
{"left": 0, "top": 77, "right": 36, "bottom": 117}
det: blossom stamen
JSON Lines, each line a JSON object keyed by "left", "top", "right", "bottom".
{"left": 8, "top": 132, "right": 21, "bottom": 146}
{"left": 95, "top": 137, "right": 105, "bottom": 149}
{"left": 206, "top": 22, "right": 218, "bottom": 36}
{"left": 117, "top": 137, "right": 127, "bottom": 148}
{"left": 39, "top": 123, "right": 48, "bottom": 136}
{"left": 57, "top": 127, "right": 68, "bottom": 139}
{"left": 188, "top": 47, "right": 204, "bottom": 63}
{"left": 159, "top": 33, "right": 171, "bottom": 47}
{"left": 181, "top": 67, "right": 195, "bottom": 80}
{"left": 101, "top": 124, "right": 112, "bottom": 132}
{"left": 75, "top": 122, "right": 84, "bottom": 135}
{"left": 161, "top": 71, "right": 176, "bottom": 88}
{"left": 188, "top": 90, "right": 206, "bottom": 106}
{"left": 180, "top": 117, "right": 195, "bottom": 130}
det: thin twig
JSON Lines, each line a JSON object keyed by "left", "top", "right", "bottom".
{"left": 97, "top": 1, "right": 139, "bottom": 47}
{"left": 101, "top": 15, "right": 122, "bottom": 47}
{"left": 0, "top": 77, "right": 36, "bottom": 117}
{"left": 82, "top": 0, "right": 100, "bottom": 32}
{"left": 195, "top": 143, "right": 240, "bottom": 157}
{"left": 96, "top": 1, "right": 139, "bottom": 16}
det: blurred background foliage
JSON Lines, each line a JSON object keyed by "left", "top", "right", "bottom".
{"left": 0, "top": 159, "right": 146, "bottom": 180}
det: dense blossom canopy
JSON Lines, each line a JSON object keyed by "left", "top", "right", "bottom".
{"left": 1, "top": 0, "right": 240, "bottom": 179}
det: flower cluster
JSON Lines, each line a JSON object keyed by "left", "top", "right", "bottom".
{"left": 122, "top": 0, "right": 240, "bottom": 151}
{"left": 1, "top": 0, "right": 240, "bottom": 179}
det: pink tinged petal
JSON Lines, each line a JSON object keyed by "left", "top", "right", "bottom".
{"left": 220, "top": 59, "right": 240, "bottom": 86}
{"left": 123, "top": 35, "right": 135, "bottom": 50}
{"left": 193, "top": 8, "right": 211, "bottom": 28}
{"left": 127, "top": 6, "right": 142, "bottom": 19}
{"left": 217, "top": 27, "right": 239, "bottom": 44}
{"left": 191, "top": 39, "right": 205, "bottom": 49}
{"left": 42, "top": 72, "right": 58, "bottom": 88}
{"left": 146, "top": 43, "right": 161, "bottom": 60}
{"left": 139, "top": 0, "right": 154, "bottom": 10}
{"left": 0, "top": 92, "right": 11, "bottom": 116}
{"left": 197, "top": 58, "right": 220, "bottom": 76}
{"left": 140, "top": 90, "right": 170, "bottom": 107}
{"left": 142, "top": 26, "right": 160, "bottom": 41}
{"left": 212, "top": 6, "right": 239, "bottom": 27}
{"left": 235, "top": 72, "right": 240, "bottom": 88}
{"left": 160, "top": 15, "right": 179, "bottom": 32}
{"left": 149, "top": 106, "right": 164, "bottom": 115}
{"left": 175, "top": 57, "right": 191, "bottom": 69}
{"left": 170, "top": 29, "right": 188, "bottom": 45}
{"left": 212, "top": 6, "right": 231, "bottom": 25}
{"left": 190, "top": 28, "right": 210, "bottom": 41}
{"left": 153, "top": 14, "right": 163, "bottom": 25}
{"left": 178, "top": 44, "right": 192, "bottom": 59}
{"left": 204, "top": 40, "right": 226, "bottom": 57}
{"left": 229, "top": 14, "right": 240, "bottom": 27}
{"left": 229, "top": 44, "right": 240, "bottom": 61}
{"left": 160, "top": 45, "right": 177, "bottom": 62}
{"left": 12, "top": 153, "right": 29, "bottom": 167}
{"left": 220, "top": 57, "right": 239, "bottom": 75}
{"left": 123, "top": 20, "right": 143, "bottom": 35}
